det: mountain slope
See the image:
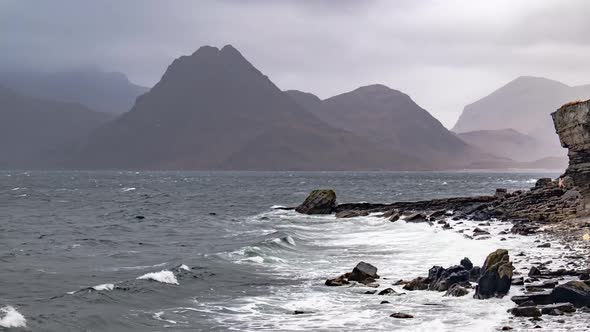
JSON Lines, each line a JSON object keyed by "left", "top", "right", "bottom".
{"left": 287, "top": 85, "right": 491, "bottom": 168}
{"left": 455, "top": 129, "right": 559, "bottom": 162}
{"left": 71, "top": 45, "right": 425, "bottom": 171}
{"left": 452, "top": 76, "right": 590, "bottom": 157}
{"left": 0, "top": 85, "right": 113, "bottom": 169}
{"left": 0, "top": 69, "right": 149, "bottom": 114}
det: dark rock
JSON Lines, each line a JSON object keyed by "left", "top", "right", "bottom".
{"left": 389, "top": 213, "right": 401, "bottom": 222}
{"left": 474, "top": 249, "right": 514, "bottom": 299}
{"left": 529, "top": 266, "right": 541, "bottom": 277}
{"left": 381, "top": 209, "right": 397, "bottom": 219}
{"left": 444, "top": 284, "right": 469, "bottom": 297}
{"left": 390, "top": 312, "right": 413, "bottom": 319}
{"left": 135, "top": 215, "right": 145, "bottom": 219}
{"left": 534, "top": 178, "right": 554, "bottom": 189}
{"left": 325, "top": 273, "right": 350, "bottom": 286}
{"left": 296, "top": 189, "right": 336, "bottom": 214}
{"left": 509, "top": 306, "right": 541, "bottom": 317}
{"left": 539, "top": 303, "right": 576, "bottom": 314}
{"left": 403, "top": 277, "right": 429, "bottom": 291}
{"left": 501, "top": 327, "right": 513, "bottom": 330}
{"left": 405, "top": 213, "right": 428, "bottom": 223}
{"left": 293, "top": 310, "right": 308, "bottom": 315}
{"left": 380, "top": 300, "right": 390, "bottom": 304}
{"left": 429, "top": 209, "right": 447, "bottom": 219}
{"left": 512, "top": 276, "right": 524, "bottom": 286}
{"left": 460, "top": 257, "right": 473, "bottom": 270}
{"left": 473, "top": 227, "right": 490, "bottom": 236}
{"left": 378, "top": 288, "right": 396, "bottom": 296}
{"left": 349, "top": 262, "right": 380, "bottom": 285}
{"left": 335, "top": 210, "right": 369, "bottom": 218}
{"left": 208, "top": 212, "right": 217, "bottom": 216}
{"left": 550, "top": 281, "right": 590, "bottom": 307}
{"left": 511, "top": 292, "right": 554, "bottom": 306}
{"left": 364, "top": 290, "right": 377, "bottom": 294}
{"left": 469, "top": 266, "right": 481, "bottom": 282}
{"left": 495, "top": 188, "right": 508, "bottom": 198}
{"left": 537, "top": 243, "right": 551, "bottom": 248}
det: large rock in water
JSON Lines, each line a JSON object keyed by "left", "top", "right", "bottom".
{"left": 296, "top": 189, "right": 337, "bottom": 214}
{"left": 552, "top": 100, "right": 590, "bottom": 213}
{"left": 474, "top": 249, "right": 514, "bottom": 299}
{"left": 550, "top": 281, "right": 590, "bottom": 307}
{"left": 349, "top": 262, "right": 380, "bottom": 284}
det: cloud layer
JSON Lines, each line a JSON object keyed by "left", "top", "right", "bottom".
{"left": 2, "top": 0, "right": 590, "bottom": 127}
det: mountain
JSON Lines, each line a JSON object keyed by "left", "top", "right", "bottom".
{"left": 0, "top": 69, "right": 149, "bottom": 114}
{"left": 286, "top": 85, "right": 492, "bottom": 169}
{"left": 70, "top": 45, "right": 425, "bottom": 171}
{"left": 0, "top": 84, "right": 113, "bottom": 169}
{"left": 452, "top": 76, "right": 590, "bottom": 158}
{"left": 455, "top": 128, "right": 562, "bottom": 162}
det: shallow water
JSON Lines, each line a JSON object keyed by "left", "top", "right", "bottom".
{"left": 1, "top": 170, "right": 569, "bottom": 331}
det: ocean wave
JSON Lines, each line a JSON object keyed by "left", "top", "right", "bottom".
{"left": 271, "top": 205, "right": 286, "bottom": 209}
{"left": 0, "top": 306, "right": 26, "bottom": 328}
{"left": 137, "top": 270, "right": 179, "bottom": 285}
{"left": 122, "top": 187, "right": 136, "bottom": 192}
{"left": 92, "top": 283, "right": 115, "bottom": 291}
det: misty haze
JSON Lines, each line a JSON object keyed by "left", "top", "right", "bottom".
{"left": 3, "top": 1, "right": 590, "bottom": 331}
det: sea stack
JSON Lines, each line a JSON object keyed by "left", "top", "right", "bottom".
{"left": 552, "top": 100, "right": 590, "bottom": 213}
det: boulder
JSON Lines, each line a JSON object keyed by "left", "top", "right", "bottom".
{"left": 509, "top": 306, "right": 541, "bottom": 317}
{"left": 390, "top": 312, "right": 413, "bottom": 319}
{"left": 460, "top": 257, "right": 473, "bottom": 270}
{"left": 404, "top": 212, "right": 428, "bottom": 223}
{"left": 349, "top": 262, "right": 380, "bottom": 285}
{"left": 534, "top": 178, "right": 554, "bottom": 190}
{"left": 550, "top": 281, "right": 590, "bottom": 307}
{"left": 539, "top": 303, "right": 576, "bottom": 314}
{"left": 511, "top": 292, "right": 553, "bottom": 306}
{"left": 295, "top": 189, "right": 336, "bottom": 214}
{"left": 403, "top": 277, "right": 429, "bottom": 291}
{"left": 325, "top": 273, "right": 350, "bottom": 286}
{"left": 444, "top": 284, "right": 469, "bottom": 297}
{"left": 474, "top": 249, "right": 514, "bottom": 299}
{"left": 378, "top": 288, "right": 397, "bottom": 296}
{"left": 335, "top": 210, "right": 369, "bottom": 218}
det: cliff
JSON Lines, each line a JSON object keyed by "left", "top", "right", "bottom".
{"left": 552, "top": 100, "right": 590, "bottom": 212}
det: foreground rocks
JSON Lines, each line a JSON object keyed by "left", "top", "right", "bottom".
{"left": 296, "top": 189, "right": 337, "bottom": 214}
{"left": 401, "top": 257, "right": 480, "bottom": 296}
{"left": 325, "top": 262, "right": 380, "bottom": 286}
{"left": 474, "top": 249, "right": 514, "bottom": 299}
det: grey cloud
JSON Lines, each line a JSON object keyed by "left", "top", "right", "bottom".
{"left": 2, "top": 0, "right": 590, "bottom": 127}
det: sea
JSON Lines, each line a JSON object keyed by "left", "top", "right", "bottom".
{"left": 1, "top": 170, "right": 567, "bottom": 331}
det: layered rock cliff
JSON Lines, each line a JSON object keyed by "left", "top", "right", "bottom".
{"left": 552, "top": 100, "right": 590, "bottom": 213}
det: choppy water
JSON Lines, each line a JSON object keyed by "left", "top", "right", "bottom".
{"left": 0, "top": 170, "right": 566, "bottom": 331}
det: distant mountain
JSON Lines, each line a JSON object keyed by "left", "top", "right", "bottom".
{"left": 0, "top": 84, "right": 112, "bottom": 169}
{"left": 286, "top": 85, "right": 492, "bottom": 169}
{"left": 0, "top": 69, "right": 149, "bottom": 114}
{"left": 456, "top": 128, "right": 565, "bottom": 163}
{"left": 70, "top": 45, "right": 425, "bottom": 171}
{"left": 452, "top": 76, "right": 590, "bottom": 157}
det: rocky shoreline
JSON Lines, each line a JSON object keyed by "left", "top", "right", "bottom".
{"left": 288, "top": 100, "right": 590, "bottom": 329}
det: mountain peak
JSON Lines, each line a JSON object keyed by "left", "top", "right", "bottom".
{"left": 354, "top": 84, "right": 393, "bottom": 93}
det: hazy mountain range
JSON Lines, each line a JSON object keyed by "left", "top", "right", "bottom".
{"left": 0, "top": 45, "right": 584, "bottom": 170}
{"left": 0, "top": 68, "right": 148, "bottom": 114}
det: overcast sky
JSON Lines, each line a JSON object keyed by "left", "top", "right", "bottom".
{"left": 2, "top": 0, "right": 590, "bottom": 127}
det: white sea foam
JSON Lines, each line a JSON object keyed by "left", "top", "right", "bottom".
{"left": 122, "top": 187, "right": 136, "bottom": 192}
{"left": 137, "top": 270, "right": 178, "bottom": 285}
{"left": 271, "top": 205, "right": 286, "bottom": 209}
{"left": 0, "top": 306, "right": 26, "bottom": 328}
{"left": 92, "top": 283, "right": 115, "bottom": 291}
{"left": 179, "top": 264, "right": 190, "bottom": 271}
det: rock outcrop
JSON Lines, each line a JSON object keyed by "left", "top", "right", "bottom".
{"left": 296, "top": 190, "right": 337, "bottom": 214}
{"left": 552, "top": 100, "right": 590, "bottom": 214}
{"left": 325, "top": 262, "right": 380, "bottom": 286}
{"left": 474, "top": 249, "right": 514, "bottom": 299}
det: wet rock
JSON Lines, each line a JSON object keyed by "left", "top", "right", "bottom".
{"left": 293, "top": 310, "right": 309, "bottom": 315}
{"left": 495, "top": 188, "right": 508, "bottom": 198}
{"left": 550, "top": 281, "right": 590, "bottom": 307}
{"left": 529, "top": 266, "right": 541, "bottom": 277}
{"left": 537, "top": 243, "right": 551, "bottom": 248}
{"left": 509, "top": 306, "right": 542, "bottom": 317}
{"left": 364, "top": 290, "right": 377, "bottom": 294}
{"left": 378, "top": 288, "right": 396, "bottom": 296}
{"left": 539, "top": 303, "right": 576, "bottom": 314}
{"left": 390, "top": 312, "right": 413, "bottom": 319}
{"left": 444, "top": 284, "right": 469, "bottom": 297}
{"left": 429, "top": 209, "right": 447, "bottom": 219}
{"left": 389, "top": 213, "right": 401, "bottom": 222}
{"left": 349, "top": 262, "right": 380, "bottom": 285}
{"left": 135, "top": 215, "right": 145, "bottom": 219}
{"left": 403, "top": 277, "right": 429, "bottom": 291}
{"left": 534, "top": 178, "right": 554, "bottom": 190}
{"left": 469, "top": 266, "right": 481, "bottom": 282}
{"left": 428, "top": 265, "right": 470, "bottom": 291}
{"left": 335, "top": 210, "right": 369, "bottom": 218}
{"left": 501, "top": 326, "right": 513, "bottom": 330}
{"left": 512, "top": 277, "right": 524, "bottom": 286}
{"left": 511, "top": 292, "right": 554, "bottom": 306}
{"left": 296, "top": 189, "right": 336, "bottom": 214}
{"left": 381, "top": 209, "right": 398, "bottom": 219}
{"left": 380, "top": 300, "right": 390, "bottom": 304}
{"left": 473, "top": 227, "right": 490, "bottom": 236}
{"left": 405, "top": 213, "right": 428, "bottom": 223}
{"left": 460, "top": 257, "right": 473, "bottom": 270}
{"left": 325, "top": 273, "right": 350, "bottom": 286}
{"left": 474, "top": 249, "right": 514, "bottom": 299}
